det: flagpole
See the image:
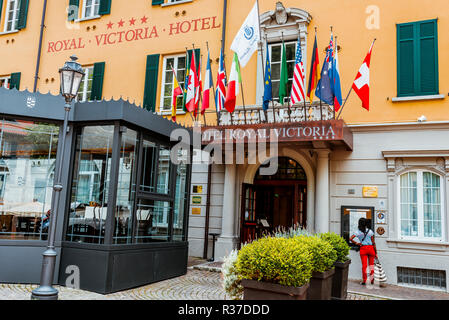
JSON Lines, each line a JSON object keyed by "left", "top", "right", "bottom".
{"left": 256, "top": 0, "right": 268, "bottom": 123}
{"left": 206, "top": 42, "right": 220, "bottom": 126}
{"left": 192, "top": 43, "right": 200, "bottom": 123}
{"left": 185, "top": 47, "right": 195, "bottom": 123}
{"left": 336, "top": 38, "right": 376, "bottom": 120}
{"left": 237, "top": 58, "right": 248, "bottom": 124}
{"left": 333, "top": 35, "right": 337, "bottom": 120}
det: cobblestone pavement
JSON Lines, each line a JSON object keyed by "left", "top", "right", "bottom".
{"left": 0, "top": 268, "right": 383, "bottom": 300}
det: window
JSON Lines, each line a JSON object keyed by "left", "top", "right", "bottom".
{"left": 0, "top": 119, "right": 59, "bottom": 241}
{"left": 160, "top": 55, "right": 186, "bottom": 112}
{"left": 269, "top": 42, "right": 297, "bottom": 104}
{"left": 397, "top": 19, "right": 439, "bottom": 97}
{"left": 398, "top": 267, "right": 446, "bottom": 290}
{"left": 66, "top": 125, "right": 114, "bottom": 244}
{"left": 77, "top": 66, "right": 93, "bottom": 102}
{"left": 0, "top": 77, "right": 10, "bottom": 89}
{"left": 173, "top": 150, "right": 188, "bottom": 241}
{"left": 4, "top": 0, "right": 20, "bottom": 32}
{"left": 114, "top": 128, "right": 138, "bottom": 244}
{"left": 398, "top": 170, "right": 444, "bottom": 241}
{"left": 140, "top": 138, "right": 171, "bottom": 195}
{"left": 82, "top": 0, "right": 100, "bottom": 18}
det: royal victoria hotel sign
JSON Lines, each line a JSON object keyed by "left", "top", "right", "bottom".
{"left": 201, "top": 120, "right": 354, "bottom": 150}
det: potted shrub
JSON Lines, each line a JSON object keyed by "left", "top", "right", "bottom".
{"left": 319, "top": 232, "right": 351, "bottom": 300}
{"left": 235, "top": 237, "right": 313, "bottom": 300}
{"left": 294, "top": 236, "right": 338, "bottom": 300}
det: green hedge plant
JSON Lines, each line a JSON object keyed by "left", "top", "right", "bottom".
{"left": 293, "top": 235, "right": 337, "bottom": 273}
{"left": 235, "top": 237, "right": 314, "bottom": 288}
{"left": 319, "top": 232, "right": 350, "bottom": 263}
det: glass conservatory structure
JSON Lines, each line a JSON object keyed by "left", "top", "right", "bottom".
{"left": 0, "top": 88, "right": 193, "bottom": 294}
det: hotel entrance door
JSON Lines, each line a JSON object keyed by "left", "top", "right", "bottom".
{"left": 240, "top": 157, "right": 307, "bottom": 245}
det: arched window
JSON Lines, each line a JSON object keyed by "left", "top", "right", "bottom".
{"left": 398, "top": 170, "right": 444, "bottom": 241}
{"left": 255, "top": 157, "right": 306, "bottom": 181}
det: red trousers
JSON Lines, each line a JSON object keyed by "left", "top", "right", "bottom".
{"left": 359, "top": 245, "right": 376, "bottom": 283}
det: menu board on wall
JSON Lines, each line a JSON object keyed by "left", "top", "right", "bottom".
{"left": 341, "top": 206, "right": 375, "bottom": 248}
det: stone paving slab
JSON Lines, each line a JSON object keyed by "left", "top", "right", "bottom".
{"left": 0, "top": 269, "right": 384, "bottom": 301}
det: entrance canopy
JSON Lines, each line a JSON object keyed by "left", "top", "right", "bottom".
{"left": 201, "top": 119, "right": 353, "bottom": 151}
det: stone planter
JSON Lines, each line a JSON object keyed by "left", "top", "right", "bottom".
{"left": 307, "top": 268, "right": 335, "bottom": 300}
{"left": 331, "top": 259, "right": 351, "bottom": 300}
{"left": 241, "top": 279, "right": 309, "bottom": 300}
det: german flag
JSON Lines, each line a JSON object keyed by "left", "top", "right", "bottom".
{"left": 307, "top": 34, "right": 320, "bottom": 103}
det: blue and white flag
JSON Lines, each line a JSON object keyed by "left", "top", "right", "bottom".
{"left": 230, "top": 2, "right": 260, "bottom": 67}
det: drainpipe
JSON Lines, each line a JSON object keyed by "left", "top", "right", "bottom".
{"left": 203, "top": 162, "right": 212, "bottom": 259}
{"left": 33, "top": 0, "right": 48, "bottom": 93}
{"left": 221, "top": 0, "right": 227, "bottom": 52}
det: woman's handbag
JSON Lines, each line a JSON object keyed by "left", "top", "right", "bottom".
{"left": 374, "top": 258, "right": 387, "bottom": 287}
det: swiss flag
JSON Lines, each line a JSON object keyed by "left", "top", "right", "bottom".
{"left": 352, "top": 40, "right": 375, "bottom": 111}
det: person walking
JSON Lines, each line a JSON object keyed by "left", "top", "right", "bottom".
{"left": 350, "top": 218, "right": 377, "bottom": 285}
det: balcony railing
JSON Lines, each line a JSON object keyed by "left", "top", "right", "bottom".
{"left": 214, "top": 102, "right": 336, "bottom": 126}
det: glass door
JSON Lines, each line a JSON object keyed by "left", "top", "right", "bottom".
{"left": 240, "top": 183, "right": 257, "bottom": 246}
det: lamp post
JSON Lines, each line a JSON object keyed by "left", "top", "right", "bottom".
{"left": 31, "top": 55, "right": 85, "bottom": 300}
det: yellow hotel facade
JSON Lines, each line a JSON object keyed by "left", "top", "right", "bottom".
{"left": 1, "top": 0, "right": 449, "bottom": 292}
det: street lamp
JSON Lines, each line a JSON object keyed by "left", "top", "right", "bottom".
{"left": 31, "top": 55, "right": 85, "bottom": 300}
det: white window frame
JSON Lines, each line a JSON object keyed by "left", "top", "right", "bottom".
{"left": 82, "top": 0, "right": 100, "bottom": 19}
{"left": 0, "top": 76, "right": 11, "bottom": 89}
{"left": 3, "top": 0, "right": 20, "bottom": 32}
{"left": 77, "top": 66, "right": 94, "bottom": 102}
{"left": 159, "top": 54, "right": 187, "bottom": 114}
{"left": 268, "top": 41, "right": 298, "bottom": 105}
{"left": 397, "top": 170, "right": 445, "bottom": 242}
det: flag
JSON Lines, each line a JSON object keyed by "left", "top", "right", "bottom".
{"left": 315, "top": 35, "right": 334, "bottom": 105}
{"left": 352, "top": 40, "right": 375, "bottom": 111}
{"left": 230, "top": 2, "right": 260, "bottom": 67}
{"left": 182, "top": 51, "right": 191, "bottom": 112}
{"left": 333, "top": 38, "right": 343, "bottom": 111}
{"left": 171, "top": 68, "right": 183, "bottom": 122}
{"left": 194, "top": 54, "right": 202, "bottom": 117}
{"left": 290, "top": 36, "right": 306, "bottom": 106}
{"left": 224, "top": 53, "right": 241, "bottom": 113}
{"left": 202, "top": 50, "right": 214, "bottom": 115}
{"left": 263, "top": 43, "right": 272, "bottom": 111}
{"left": 185, "top": 52, "right": 199, "bottom": 113}
{"left": 307, "top": 34, "right": 320, "bottom": 103}
{"left": 215, "top": 48, "right": 227, "bottom": 112}
{"left": 279, "top": 42, "right": 289, "bottom": 105}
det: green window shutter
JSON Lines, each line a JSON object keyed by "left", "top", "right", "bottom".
{"left": 418, "top": 20, "right": 438, "bottom": 94}
{"left": 0, "top": 2, "right": 3, "bottom": 23}
{"left": 397, "top": 19, "right": 438, "bottom": 97}
{"left": 152, "top": 0, "right": 164, "bottom": 5}
{"left": 91, "top": 62, "right": 105, "bottom": 101}
{"left": 68, "top": 0, "right": 80, "bottom": 21}
{"left": 16, "top": 0, "right": 29, "bottom": 30}
{"left": 10, "top": 73, "right": 21, "bottom": 90}
{"left": 99, "top": 0, "right": 111, "bottom": 15}
{"left": 143, "top": 54, "right": 160, "bottom": 112}
{"left": 397, "top": 23, "right": 415, "bottom": 96}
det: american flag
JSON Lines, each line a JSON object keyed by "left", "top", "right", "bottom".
{"left": 215, "top": 49, "right": 227, "bottom": 112}
{"left": 290, "top": 37, "right": 306, "bottom": 106}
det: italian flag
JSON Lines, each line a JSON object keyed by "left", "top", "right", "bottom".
{"left": 171, "top": 68, "right": 183, "bottom": 122}
{"left": 224, "top": 53, "right": 241, "bottom": 113}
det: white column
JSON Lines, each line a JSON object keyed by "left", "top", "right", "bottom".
{"left": 315, "top": 149, "right": 330, "bottom": 233}
{"left": 215, "top": 164, "right": 238, "bottom": 260}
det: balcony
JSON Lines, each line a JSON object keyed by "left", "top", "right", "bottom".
{"left": 215, "top": 102, "right": 336, "bottom": 126}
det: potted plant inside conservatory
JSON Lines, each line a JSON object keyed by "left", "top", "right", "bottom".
{"left": 294, "top": 235, "right": 338, "bottom": 300}
{"left": 319, "top": 233, "right": 351, "bottom": 300}
{"left": 235, "top": 237, "right": 314, "bottom": 300}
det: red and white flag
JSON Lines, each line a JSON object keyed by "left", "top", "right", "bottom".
{"left": 224, "top": 53, "right": 241, "bottom": 113}
{"left": 185, "top": 52, "right": 199, "bottom": 113}
{"left": 352, "top": 40, "right": 375, "bottom": 111}
{"left": 290, "top": 36, "right": 305, "bottom": 106}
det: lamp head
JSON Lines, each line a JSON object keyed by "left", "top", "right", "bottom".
{"left": 59, "top": 55, "right": 85, "bottom": 104}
